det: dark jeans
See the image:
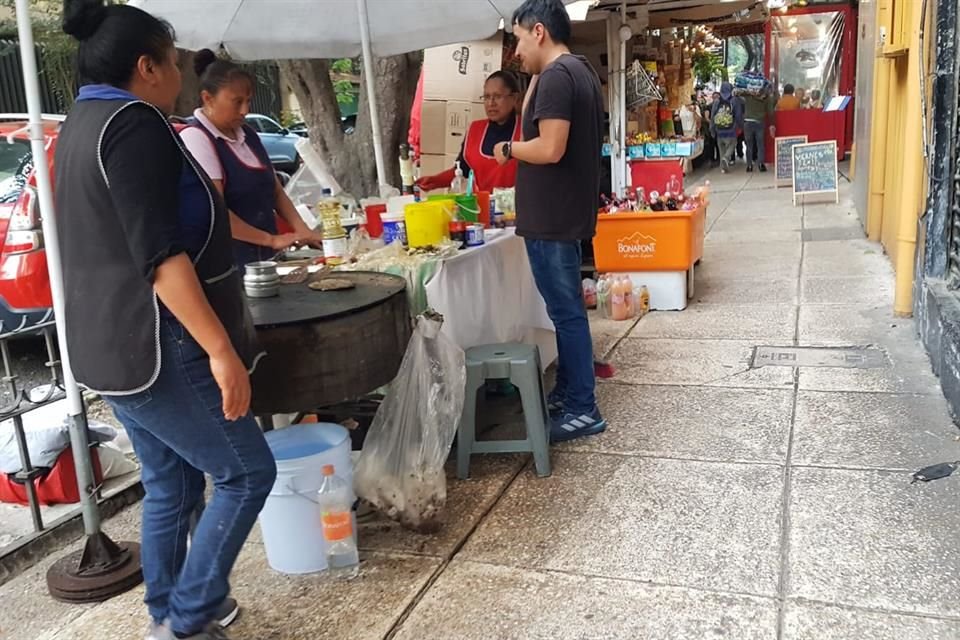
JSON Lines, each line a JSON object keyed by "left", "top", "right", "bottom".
{"left": 105, "top": 320, "right": 276, "bottom": 636}
{"left": 524, "top": 238, "right": 596, "bottom": 415}
{"left": 744, "top": 120, "right": 766, "bottom": 167}
{"left": 705, "top": 134, "right": 718, "bottom": 163}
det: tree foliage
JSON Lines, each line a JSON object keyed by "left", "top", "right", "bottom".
{"left": 0, "top": 0, "right": 78, "bottom": 110}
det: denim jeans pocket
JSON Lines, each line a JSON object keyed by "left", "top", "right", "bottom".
{"left": 104, "top": 389, "right": 154, "bottom": 412}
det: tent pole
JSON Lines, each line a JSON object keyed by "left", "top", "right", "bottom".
{"left": 13, "top": 0, "right": 99, "bottom": 534}
{"left": 357, "top": 0, "right": 389, "bottom": 192}
{"left": 16, "top": 0, "right": 143, "bottom": 603}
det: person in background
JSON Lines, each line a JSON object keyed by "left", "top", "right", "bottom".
{"left": 703, "top": 91, "right": 720, "bottom": 166}
{"left": 180, "top": 49, "right": 321, "bottom": 267}
{"left": 742, "top": 82, "right": 776, "bottom": 173}
{"left": 734, "top": 93, "right": 746, "bottom": 164}
{"left": 416, "top": 71, "right": 522, "bottom": 193}
{"left": 777, "top": 83, "right": 802, "bottom": 111}
{"left": 711, "top": 82, "right": 743, "bottom": 174}
{"left": 678, "top": 93, "right": 701, "bottom": 138}
{"left": 56, "top": 2, "right": 275, "bottom": 639}
{"left": 808, "top": 89, "right": 823, "bottom": 109}
{"left": 796, "top": 86, "right": 809, "bottom": 109}
{"left": 495, "top": 0, "right": 606, "bottom": 442}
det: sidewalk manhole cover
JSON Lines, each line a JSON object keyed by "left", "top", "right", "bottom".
{"left": 751, "top": 346, "right": 889, "bottom": 369}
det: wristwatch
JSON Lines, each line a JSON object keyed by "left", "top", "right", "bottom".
{"left": 503, "top": 141, "right": 512, "bottom": 160}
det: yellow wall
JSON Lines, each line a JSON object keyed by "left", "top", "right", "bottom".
{"left": 866, "top": 0, "right": 931, "bottom": 316}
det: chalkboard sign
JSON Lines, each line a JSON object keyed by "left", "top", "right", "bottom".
{"left": 792, "top": 140, "right": 839, "bottom": 206}
{"left": 774, "top": 135, "right": 808, "bottom": 184}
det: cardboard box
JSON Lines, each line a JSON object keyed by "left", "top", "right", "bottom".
{"left": 444, "top": 101, "right": 485, "bottom": 155}
{"left": 420, "top": 100, "right": 486, "bottom": 157}
{"left": 419, "top": 153, "right": 458, "bottom": 178}
{"left": 424, "top": 36, "right": 503, "bottom": 102}
{"left": 420, "top": 100, "right": 447, "bottom": 155}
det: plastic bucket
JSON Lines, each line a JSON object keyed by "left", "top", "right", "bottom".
{"left": 382, "top": 212, "right": 407, "bottom": 246}
{"left": 404, "top": 201, "right": 451, "bottom": 248}
{"left": 259, "top": 423, "right": 353, "bottom": 574}
{"left": 455, "top": 195, "right": 480, "bottom": 223}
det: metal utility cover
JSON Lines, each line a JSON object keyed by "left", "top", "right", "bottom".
{"left": 752, "top": 346, "right": 889, "bottom": 369}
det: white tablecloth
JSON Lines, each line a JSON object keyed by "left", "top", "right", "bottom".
{"left": 423, "top": 229, "right": 558, "bottom": 368}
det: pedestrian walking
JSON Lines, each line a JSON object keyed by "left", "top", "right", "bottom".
{"left": 495, "top": 0, "right": 606, "bottom": 442}
{"left": 56, "top": 1, "right": 276, "bottom": 638}
{"left": 711, "top": 82, "right": 743, "bottom": 173}
{"left": 742, "top": 81, "right": 776, "bottom": 172}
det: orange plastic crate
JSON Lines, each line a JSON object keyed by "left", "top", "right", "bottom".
{"left": 592, "top": 205, "right": 705, "bottom": 272}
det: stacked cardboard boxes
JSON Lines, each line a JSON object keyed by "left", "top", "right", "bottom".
{"left": 419, "top": 36, "right": 503, "bottom": 178}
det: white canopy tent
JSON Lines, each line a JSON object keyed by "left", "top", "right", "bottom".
{"left": 131, "top": 0, "right": 573, "bottom": 194}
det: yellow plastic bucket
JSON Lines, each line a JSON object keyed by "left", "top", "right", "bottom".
{"left": 404, "top": 202, "right": 450, "bottom": 248}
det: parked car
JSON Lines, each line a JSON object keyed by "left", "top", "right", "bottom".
{"left": 287, "top": 121, "right": 309, "bottom": 138}
{"left": 0, "top": 116, "right": 63, "bottom": 335}
{"left": 245, "top": 114, "right": 301, "bottom": 173}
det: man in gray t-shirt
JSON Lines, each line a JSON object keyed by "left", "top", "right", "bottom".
{"left": 494, "top": 0, "right": 606, "bottom": 443}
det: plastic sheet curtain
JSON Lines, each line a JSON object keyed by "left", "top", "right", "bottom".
{"left": 770, "top": 10, "right": 845, "bottom": 104}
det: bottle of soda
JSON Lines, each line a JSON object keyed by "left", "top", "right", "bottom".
{"left": 317, "top": 464, "right": 359, "bottom": 579}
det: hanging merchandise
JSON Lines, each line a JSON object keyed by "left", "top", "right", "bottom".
{"left": 626, "top": 60, "right": 663, "bottom": 109}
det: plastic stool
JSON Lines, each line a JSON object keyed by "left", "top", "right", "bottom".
{"left": 457, "top": 343, "right": 551, "bottom": 479}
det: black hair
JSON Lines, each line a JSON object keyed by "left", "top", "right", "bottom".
{"left": 62, "top": 0, "right": 175, "bottom": 87}
{"left": 811, "top": 89, "right": 822, "bottom": 99}
{"left": 512, "top": 0, "right": 571, "bottom": 45}
{"left": 194, "top": 48, "right": 255, "bottom": 96}
{"left": 783, "top": 83, "right": 796, "bottom": 94}
{"left": 485, "top": 70, "right": 521, "bottom": 95}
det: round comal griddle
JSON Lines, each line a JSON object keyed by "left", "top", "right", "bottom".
{"left": 248, "top": 271, "right": 411, "bottom": 414}
{"left": 248, "top": 271, "right": 407, "bottom": 328}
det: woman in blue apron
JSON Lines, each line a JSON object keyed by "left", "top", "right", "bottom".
{"left": 180, "top": 49, "right": 322, "bottom": 266}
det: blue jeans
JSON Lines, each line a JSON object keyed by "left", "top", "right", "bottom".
{"left": 744, "top": 120, "right": 766, "bottom": 166}
{"left": 524, "top": 238, "right": 596, "bottom": 415}
{"left": 105, "top": 320, "right": 276, "bottom": 636}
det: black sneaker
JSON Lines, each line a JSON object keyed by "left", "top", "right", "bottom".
{"left": 746, "top": 165, "right": 753, "bottom": 173}
{"left": 214, "top": 597, "right": 240, "bottom": 628}
{"left": 759, "top": 164, "right": 767, "bottom": 173}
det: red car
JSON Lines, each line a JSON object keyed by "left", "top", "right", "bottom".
{"left": 0, "top": 115, "right": 61, "bottom": 335}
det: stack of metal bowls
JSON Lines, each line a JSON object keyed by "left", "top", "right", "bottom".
{"left": 244, "top": 261, "right": 280, "bottom": 298}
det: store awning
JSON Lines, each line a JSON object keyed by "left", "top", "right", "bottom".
{"left": 591, "top": 0, "right": 769, "bottom": 30}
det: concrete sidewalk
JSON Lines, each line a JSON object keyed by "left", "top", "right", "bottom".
{"left": 2, "top": 168, "right": 960, "bottom": 639}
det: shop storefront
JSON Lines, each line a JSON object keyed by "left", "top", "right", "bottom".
{"left": 764, "top": 2, "right": 858, "bottom": 162}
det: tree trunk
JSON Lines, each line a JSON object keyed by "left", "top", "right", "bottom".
{"left": 279, "top": 52, "right": 421, "bottom": 197}
{"left": 175, "top": 49, "right": 200, "bottom": 117}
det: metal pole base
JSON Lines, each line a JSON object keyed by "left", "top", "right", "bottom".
{"left": 46, "top": 532, "right": 142, "bottom": 603}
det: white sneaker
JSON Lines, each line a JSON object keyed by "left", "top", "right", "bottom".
{"left": 147, "top": 621, "right": 231, "bottom": 640}
{"left": 146, "top": 623, "right": 173, "bottom": 640}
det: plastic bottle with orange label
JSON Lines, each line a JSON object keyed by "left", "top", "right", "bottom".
{"left": 318, "top": 464, "right": 359, "bottom": 579}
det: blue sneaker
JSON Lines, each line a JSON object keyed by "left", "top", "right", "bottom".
{"left": 547, "top": 390, "right": 565, "bottom": 417}
{"left": 551, "top": 408, "right": 607, "bottom": 443}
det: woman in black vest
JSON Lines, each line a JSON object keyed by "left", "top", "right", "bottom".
{"left": 55, "top": 2, "right": 276, "bottom": 638}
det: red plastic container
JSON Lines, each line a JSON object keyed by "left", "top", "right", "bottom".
{"left": 364, "top": 204, "right": 386, "bottom": 238}
{"left": 629, "top": 158, "right": 685, "bottom": 198}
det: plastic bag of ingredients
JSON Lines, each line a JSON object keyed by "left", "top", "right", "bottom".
{"left": 354, "top": 311, "right": 466, "bottom": 531}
